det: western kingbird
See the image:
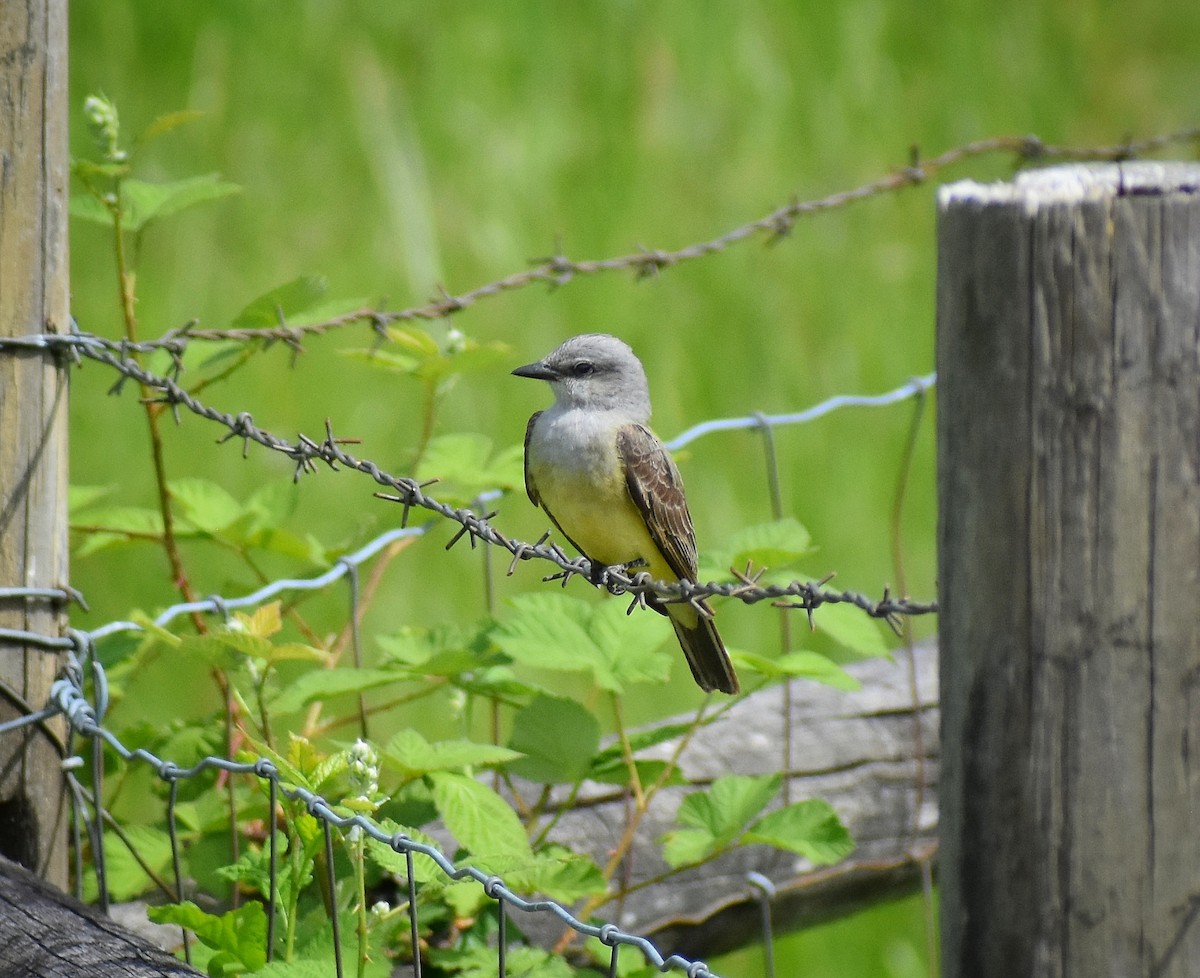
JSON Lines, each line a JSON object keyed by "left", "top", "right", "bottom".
{"left": 512, "top": 333, "right": 739, "bottom": 694}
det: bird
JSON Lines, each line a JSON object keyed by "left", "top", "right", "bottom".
{"left": 512, "top": 333, "right": 739, "bottom": 694}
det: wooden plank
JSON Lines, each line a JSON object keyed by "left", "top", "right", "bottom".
{"left": 0, "top": 0, "right": 70, "bottom": 884}
{"left": 937, "top": 163, "right": 1200, "bottom": 978}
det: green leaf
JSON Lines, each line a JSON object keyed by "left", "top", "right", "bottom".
{"left": 587, "top": 757, "right": 686, "bottom": 789}
{"left": 587, "top": 721, "right": 696, "bottom": 775}
{"left": 702, "top": 517, "right": 814, "bottom": 578}
{"left": 415, "top": 433, "right": 526, "bottom": 500}
{"left": 428, "top": 772, "right": 531, "bottom": 858}
{"left": 170, "top": 477, "right": 246, "bottom": 534}
{"left": 430, "top": 943, "right": 575, "bottom": 978}
{"left": 120, "top": 173, "right": 241, "bottom": 232}
{"left": 72, "top": 505, "right": 164, "bottom": 556}
{"left": 731, "top": 649, "right": 860, "bottom": 690}
{"left": 230, "top": 275, "right": 328, "bottom": 329}
{"left": 382, "top": 729, "right": 523, "bottom": 780}
{"left": 810, "top": 601, "right": 890, "bottom": 658}
{"left": 727, "top": 517, "right": 814, "bottom": 568}
{"left": 339, "top": 347, "right": 420, "bottom": 373}
{"left": 491, "top": 593, "right": 671, "bottom": 693}
{"left": 268, "top": 667, "right": 405, "bottom": 715}
{"left": 136, "top": 108, "right": 206, "bottom": 145}
{"left": 662, "top": 774, "right": 781, "bottom": 868}
{"left": 69, "top": 192, "right": 117, "bottom": 226}
{"left": 474, "top": 846, "right": 606, "bottom": 903}
{"left": 507, "top": 695, "right": 601, "bottom": 784}
{"left": 147, "top": 901, "right": 267, "bottom": 972}
{"left": 69, "top": 484, "right": 113, "bottom": 512}
{"left": 84, "top": 824, "right": 173, "bottom": 902}
{"left": 363, "top": 818, "right": 444, "bottom": 884}
{"left": 744, "top": 799, "right": 854, "bottom": 864}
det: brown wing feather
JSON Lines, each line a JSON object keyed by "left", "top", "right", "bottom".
{"left": 616, "top": 423, "right": 699, "bottom": 582}
{"left": 522, "top": 412, "right": 542, "bottom": 506}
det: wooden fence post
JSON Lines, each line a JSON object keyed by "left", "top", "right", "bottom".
{"left": 0, "top": 0, "right": 70, "bottom": 885}
{"left": 937, "top": 163, "right": 1200, "bottom": 977}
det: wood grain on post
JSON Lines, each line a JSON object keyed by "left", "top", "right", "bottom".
{"left": 937, "top": 163, "right": 1200, "bottom": 978}
{"left": 0, "top": 0, "right": 70, "bottom": 884}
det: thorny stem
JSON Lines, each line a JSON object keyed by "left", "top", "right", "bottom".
{"left": 611, "top": 696, "right": 644, "bottom": 808}
{"left": 353, "top": 830, "right": 369, "bottom": 978}
{"left": 111, "top": 199, "right": 200, "bottom": 618}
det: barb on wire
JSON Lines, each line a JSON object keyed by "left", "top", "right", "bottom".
{"left": 60, "top": 341, "right": 937, "bottom": 623}
{"left": 49, "top": 648, "right": 725, "bottom": 978}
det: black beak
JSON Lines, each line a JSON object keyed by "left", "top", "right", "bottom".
{"left": 512, "top": 361, "right": 558, "bottom": 381}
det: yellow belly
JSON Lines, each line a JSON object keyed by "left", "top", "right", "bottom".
{"left": 532, "top": 462, "right": 675, "bottom": 582}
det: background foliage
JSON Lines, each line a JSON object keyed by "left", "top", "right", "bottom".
{"left": 66, "top": 3, "right": 1198, "bottom": 976}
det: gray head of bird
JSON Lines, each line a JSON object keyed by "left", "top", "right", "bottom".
{"left": 512, "top": 333, "right": 652, "bottom": 418}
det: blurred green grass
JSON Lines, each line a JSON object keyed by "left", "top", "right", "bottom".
{"left": 67, "top": 3, "right": 1197, "bottom": 973}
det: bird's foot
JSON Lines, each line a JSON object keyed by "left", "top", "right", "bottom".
{"left": 590, "top": 557, "right": 648, "bottom": 593}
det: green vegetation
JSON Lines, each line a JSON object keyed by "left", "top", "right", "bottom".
{"left": 65, "top": 3, "right": 1197, "bottom": 976}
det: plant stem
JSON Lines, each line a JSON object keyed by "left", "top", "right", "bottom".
{"left": 110, "top": 195, "right": 201, "bottom": 617}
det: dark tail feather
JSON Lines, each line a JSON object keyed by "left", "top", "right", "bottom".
{"left": 668, "top": 608, "right": 740, "bottom": 694}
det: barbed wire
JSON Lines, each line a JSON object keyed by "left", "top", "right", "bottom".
{"left": 10, "top": 129, "right": 1191, "bottom": 359}
{"left": 25, "top": 331, "right": 935, "bottom": 626}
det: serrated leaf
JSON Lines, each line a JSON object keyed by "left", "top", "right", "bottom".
{"left": 507, "top": 695, "right": 600, "bottom": 784}
{"left": 811, "top": 601, "right": 890, "bottom": 658}
{"left": 147, "top": 901, "right": 267, "bottom": 972}
{"left": 415, "top": 434, "right": 526, "bottom": 500}
{"left": 730, "top": 517, "right": 813, "bottom": 567}
{"left": 364, "top": 818, "right": 444, "bottom": 884}
{"left": 478, "top": 847, "right": 606, "bottom": 903}
{"left": 120, "top": 173, "right": 240, "bottom": 232}
{"left": 428, "top": 772, "right": 530, "bottom": 858}
{"left": 744, "top": 799, "right": 854, "bottom": 864}
{"left": 170, "top": 477, "right": 245, "bottom": 534}
{"left": 703, "top": 518, "right": 814, "bottom": 577}
{"left": 731, "top": 649, "right": 860, "bottom": 690}
{"left": 230, "top": 275, "right": 328, "bottom": 330}
{"left": 663, "top": 774, "right": 781, "bottom": 868}
{"left": 429, "top": 944, "right": 574, "bottom": 978}
{"left": 269, "top": 667, "right": 406, "bottom": 715}
{"left": 491, "top": 593, "right": 671, "bottom": 693}
{"left": 382, "top": 729, "right": 523, "bottom": 780}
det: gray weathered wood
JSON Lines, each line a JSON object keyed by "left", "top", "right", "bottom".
{"left": 0, "top": 0, "right": 71, "bottom": 884}
{"left": 937, "top": 162, "right": 1200, "bottom": 978}
{"left": 0, "top": 855, "right": 201, "bottom": 977}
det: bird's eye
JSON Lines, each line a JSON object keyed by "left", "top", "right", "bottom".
{"left": 572, "top": 361, "right": 595, "bottom": 377}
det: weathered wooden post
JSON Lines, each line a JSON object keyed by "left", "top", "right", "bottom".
{"left": 937, "top": 163, "right": 1200, "bottom": 977}
{"left": 0, "top": 0, "right": 70, "bottom": 885}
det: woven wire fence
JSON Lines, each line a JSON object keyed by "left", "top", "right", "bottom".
{"left": 5, "top": 129, "right": 1197, "bottom": 976}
